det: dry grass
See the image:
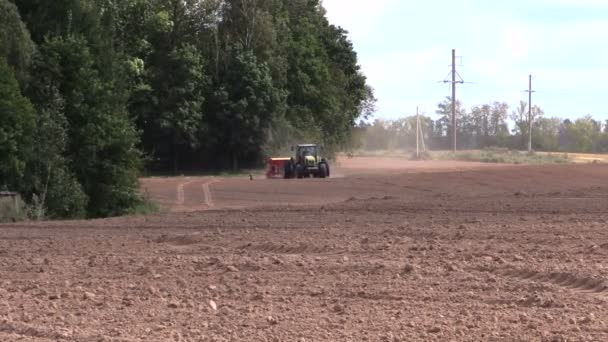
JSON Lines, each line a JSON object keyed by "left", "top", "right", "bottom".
{"left": 345, "top": 149, "right": 576, "bottom": 165}
{"left": 536, "top": 152, "right": 608, "bottom": 164}
{"left": 432, "top": 149, "right": 571, "bottom": 165}
{"left": 0, "top": 195, "right": 27, "bottom": 223}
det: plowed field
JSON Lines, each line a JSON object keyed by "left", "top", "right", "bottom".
{"left": 1, "top": 157, "right": 608, "bottom": 341}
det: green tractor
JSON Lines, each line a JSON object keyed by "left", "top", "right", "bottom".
{"left": 284, "top": 144, "right": 330, "bottom": 179}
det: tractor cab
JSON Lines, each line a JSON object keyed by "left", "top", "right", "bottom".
{"left": 295, "top": 144, "right": 319, "bottom": 166}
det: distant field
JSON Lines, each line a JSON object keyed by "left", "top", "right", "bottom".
{"left": 346, "top": 149, "right": 608, "bottom": 164}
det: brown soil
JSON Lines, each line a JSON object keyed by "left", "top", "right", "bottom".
{"left": 2, "top": 157, "right": 608, "bottom": 341}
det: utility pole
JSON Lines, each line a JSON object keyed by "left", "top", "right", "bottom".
{"left": 451, "top": 49, "right": 456, "bottom": 153}
{"left": 525, "top": 75, "right": 536, "bottom": 153}
{"left": 416, "top": 106, "right": 420, "bottom": 159}
{"left": 442, "top": 49, "right": 464, "bottom": 152}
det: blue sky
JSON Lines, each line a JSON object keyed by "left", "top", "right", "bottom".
{"left": 322, "top": 0, "right": 608, "bottom": 122}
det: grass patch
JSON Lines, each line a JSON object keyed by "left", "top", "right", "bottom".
{"left": 142, "top": 168, "right": 263, "bottom": 179}
{"left": 1, "top": 190, "right": 167, "bottom": 222}
{"left": 128, "top": 197, "right": 162, "bottom": 216}
{"left": 0, "top": 195, "right": 29, "bottom": 223}
{"left": 432, "top": 148, "right": 571, "bottom": 165}
{"left": 409, "top": 151, "right": 432, "bottom": 161}
{"left": 341, "top": 149, "right": 415, "bottom": 158}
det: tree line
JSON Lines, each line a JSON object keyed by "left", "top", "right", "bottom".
{"left": 1, "top": 0, "right": 373, "bottom": 219}
{"left": 357, "top": 97, "right": 608, "bottom": 153}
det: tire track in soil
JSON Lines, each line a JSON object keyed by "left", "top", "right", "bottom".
{"left": 202, "top": 180, "right": 217, "bottom": 208}
{"left": 239, "top": 242, "right": 338, "bottom": 254}
{"left": 0, "top": 320, "right": 110, "bottom": 342}
{"left": 176, "top": 180, "right": 197, "bottom": 206}
{"left": 174, "top": 179, "right": 219, "bottom": 211}
{"left": 489, "top": 267, "right": 608, "bottom": 294}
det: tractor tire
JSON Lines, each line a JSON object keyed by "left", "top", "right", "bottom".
{"left": 283, "top": 161, "right": 293, "bottom": 179}
{"left": 295, "top": 164, "right": 304, "bottom": 179}
{"left": 319, "top": 163, "right": 328, "bottom": 178}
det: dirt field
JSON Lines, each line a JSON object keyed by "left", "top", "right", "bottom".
{"left": 2, "top": 157, "right": 608, "bottom": 341}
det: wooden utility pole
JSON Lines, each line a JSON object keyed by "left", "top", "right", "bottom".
{"left": 525, "top": 74, "right": 536, "bottom": 153}
{"left": 416, "top": 106, "right": 420, "bottom": 159}
{"left": 451, "top": 49, "right": 457, "bottom": 152}
{"left": 421, "top": 126, "right": 426, "bottom": 153}
{"left": 442, "top": 49, "right": 464, "bottom": 152}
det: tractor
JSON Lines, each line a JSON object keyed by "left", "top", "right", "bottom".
{"left": 283, "top": 144, "right": 330, "bottom": 179}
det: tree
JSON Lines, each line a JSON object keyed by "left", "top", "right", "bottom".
{"left": 0, "top": 59, "right": 36, "bottom": 190}
{"left": 12, "top": 0, "right": 101, "bottom": 44}
{"left": 489, "top": 102, "right": 509, "bottom": 138}
{"left": 435, "top": 96, "right": 466, "bottom": 149}
{"left": 532, "top": 117, "right": 561, "bottom": 152}
{"left": 469, "top": 102, "right": 509, "bottom": 148}
{"left": 122, "top": 0, "right": 214, "bottom": 171}
{"left": 24, "top": 53, "right": 88, "bottom": 218}
{"left": 562, "top": 115, "right": 600, "bottom": 153}
{"left": 469, "top": 104, "right": 490, "bottom": 147}
{"left": 0, "top": 0, "right": 35, "bottom": 84}
{"left": 32, "top": 35, "right": 141, "bottom": 217}
{"left": 156, "top": 44, "right": 207, "bottom": 172}
{"left": 362, "top": 119, "right": 391, "bottom": 151}
{"left": 210, "top": 48, "right": 283, "bottom": 170}
{"left": 511, "top": 100, "right": 543, "bottom": 150}
{"left": 278, "top": 0, "right": 372, "bottom": 151}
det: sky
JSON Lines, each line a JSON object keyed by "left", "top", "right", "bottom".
{"left": 322, "top": 0, "right": 608, "bottom": 123}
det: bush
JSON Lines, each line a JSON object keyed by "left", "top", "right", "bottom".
{"left": 0, "top": 194, "right": 27, "bottom": 222}
{"left": 127, "top": 197, "right": 161, "bottom": 216}
{"left": 43, "top": 167, "right": 88, "bottom": 219}
{"left": 410, "top": 151, "right": 432, "bottom": 160}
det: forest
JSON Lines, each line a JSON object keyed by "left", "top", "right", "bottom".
{"left": 0, "top": 0, "right": 374, "bottom": 218}
{"left": 357, "top": 97, "right": 608, "bottom": 153}
{"left": 3, "top": 0, "right": 606, "bottom": 220}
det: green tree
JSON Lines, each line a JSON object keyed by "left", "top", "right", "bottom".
{"left": 511, "top": 100, "right": 543, "bottom": 150}
{"left": 24, "top": 58, "right": 88, "bottom": 218}
{"left": 0, "top": 0, "right": 35, "bottom": 84}
{"left": 470, "top": 102, "right": 509, "bottom": 147}
{"left": 563, "top": 115, "right": 600, "bottom": 153}
{"left": 0, "top": 59, "right": 36, "bottom": 190}
{"left": 12, "top": 0, "right": 100, "bottom": 44}
{"left": 435, "top": 96, "right": 466, "bottom": 149}
{"left": 210, "top": 49, "right": 283, "bottom": 170}
{"left": 279, "top": 0, "right": 372, "bottom": 151}
{"left": 533, "top": 117, "right": 561, "bottom": 152}
{"left": 33, "top": 35, "right": 141, "bottom": 217}
{"left": 156, "top": 44, "right": 207, "bottom": 172}
{"left": 123, "top": 0, "right": 212, "bottom": 171}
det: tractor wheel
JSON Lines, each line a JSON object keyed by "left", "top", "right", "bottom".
{"left": 319, "top": 163, "right": 328, "bottom": 178}
{"left": 295, "top": 164, "right": 304, "bottom": 179}
{"left": 283, "top": 161, "right": 293, "bottom": 179}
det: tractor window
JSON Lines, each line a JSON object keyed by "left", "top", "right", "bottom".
{"left": 300, "top": 147, "right": 316, "bottom": 157}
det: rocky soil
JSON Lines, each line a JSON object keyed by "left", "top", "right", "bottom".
{"left": 2, "top": 160, "right": 608, "bottom": 341}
